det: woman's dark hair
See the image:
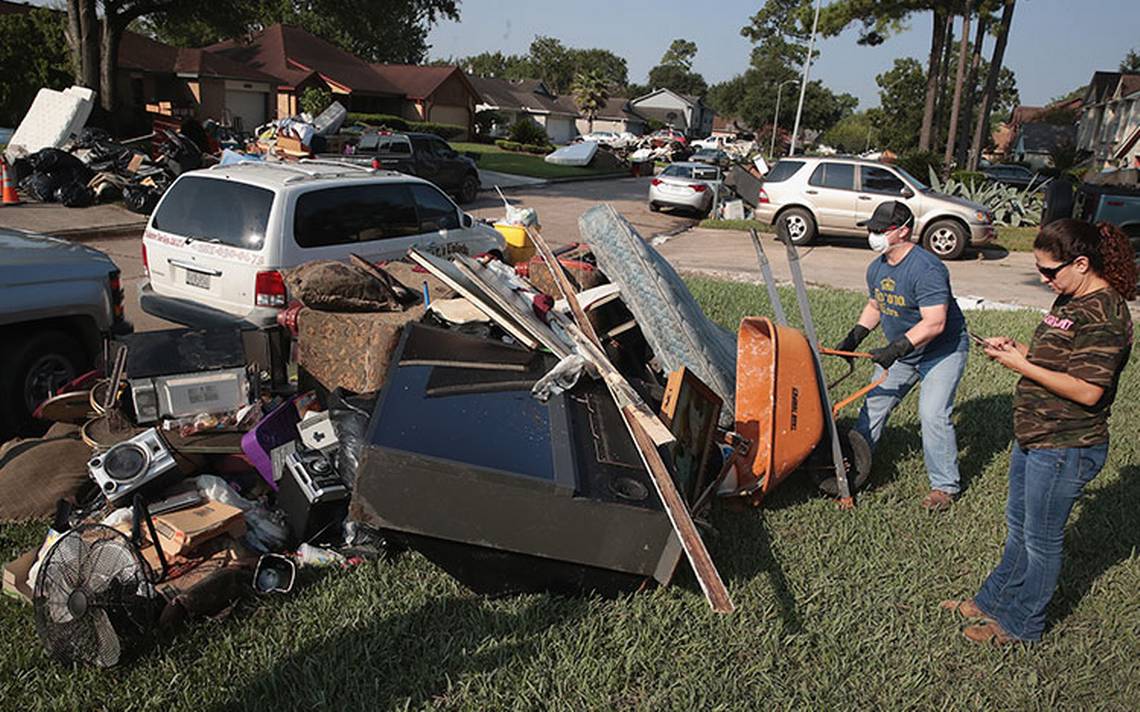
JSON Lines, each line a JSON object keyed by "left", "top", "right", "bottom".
{"left": 1034, "top": 218, "right": 1137, "bottom": 300}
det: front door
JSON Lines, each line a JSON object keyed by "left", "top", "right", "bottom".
{"left": 856, "top": 166, "right": 918, "bottom": 228}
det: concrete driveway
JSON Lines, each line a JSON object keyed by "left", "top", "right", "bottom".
{"left": 61, "top": 175, "right": 1064, "bottom": 332}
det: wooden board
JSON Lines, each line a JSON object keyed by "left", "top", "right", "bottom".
{"left": 660, "top": 367, "right": 723, "bottom": 504}
{"left": 407, "top": 248, "right": 539, "bottom": 349}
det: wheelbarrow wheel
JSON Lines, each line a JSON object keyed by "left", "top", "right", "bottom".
{"left": 814, "top": 428, "right": 873, "bottom": 497}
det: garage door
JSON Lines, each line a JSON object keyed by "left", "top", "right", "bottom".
{"left": 430, "top": 104, "right": 470, "bottom": 138}
{"left": 545, "top": 117, "right": 575, "bottom": 145}
{"left": 224, "top": 90, "right": 267, "bottom": 132}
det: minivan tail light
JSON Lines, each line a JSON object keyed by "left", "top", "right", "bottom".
{"left": 650, "top": 178, "right": 662, "bottom": 186}
{"left": 690, "top": 184, "right": 707, "bottom": 193}
{"left": 758, "top": 188, "right": 770, "bottom": 204}
{"left": 109, "top": 270, "right": 125, "bottom": 321}
{"left": 255, "top": 270, "right": 287, "bottom": 307}
{"left": 141, "top": 242, "right": 148, "bottom": 275}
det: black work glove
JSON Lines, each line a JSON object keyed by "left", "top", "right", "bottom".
{"left": 869, "top": 336, "right": 915, "bottom": 369}
{"left": 835, "top": 324, "right": 871, "bottom": 355}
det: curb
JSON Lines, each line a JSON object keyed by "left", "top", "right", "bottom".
{"left": 55, "top": 221, "right": 147, "bottom": 242}
{"left": 479, "top": 171, "right": 634, "bottom": 193}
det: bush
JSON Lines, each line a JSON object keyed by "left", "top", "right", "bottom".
{"left": 522, "top": 143, "right": 553, "bottom": 154}
{"left": 896, "top": 149, "right": 943, "bottom": 180}
{"left": 508, "top": 118, "right": 549, "bottom": 146}
{"left": 495, "top": 139, "right": 523, "bottom": 151}
{"left": 951, "top": 170, "right": 986, "bottom": 185}
{"left": 347, "top": 112, "right": 410, "bottom": 131}
{"left": 474, "top": 109, "right": 503, "bottom": 137}
{"left": 408, "top": 121, "right": 466, "bottom": 140}
{"left": 299, "top": 87, "right": 332, "bottom": 117}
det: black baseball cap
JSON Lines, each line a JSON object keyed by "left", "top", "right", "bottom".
{"left": 856, "top": 200, "right": 914, "bottom": 231}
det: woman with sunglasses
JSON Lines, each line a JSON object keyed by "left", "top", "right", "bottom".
{"left": 945, "top": 219, "right": 1136, "bottom": 644}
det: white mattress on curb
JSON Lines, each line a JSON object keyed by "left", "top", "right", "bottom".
{"left": 4, "top": 86, "right": 95, "bottom": 160}
{"left": 545, "top": 142, "right": 597, "bottom": 166}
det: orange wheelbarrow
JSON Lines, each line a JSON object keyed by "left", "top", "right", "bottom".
{"left": 733, "top": 317, "right": 886, "bottom": 503}
{"left": 728, "top": 228, "right": 888, "bottom": 508}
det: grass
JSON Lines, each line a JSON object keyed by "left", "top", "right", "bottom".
{"left": 3, "top": 280, "right": 1139, "bottom": 710}
{"left": 700, "top": 220, "right": 1042, "bottom": 253}
{"left": 453, "top": 142, "right": 626, "bottom": 180}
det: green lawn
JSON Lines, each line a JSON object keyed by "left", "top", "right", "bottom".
{"left": 700, "top": 220, "right": 1041, "bottom": 253}
{"left": 454, "top": 142, "right": 626, "bottom": 180}
{"left": 3, "top": 281, "right": 1139, "bottom": 710}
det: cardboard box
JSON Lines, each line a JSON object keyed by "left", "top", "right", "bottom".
{"left": 2, "top": 549, "right": 38, "bottom": 604}
{"left": 276, "top": 136, "right": 308, "bottom": 156}
{"left": 151, "top": 500, "right": 246, "bottom": 558}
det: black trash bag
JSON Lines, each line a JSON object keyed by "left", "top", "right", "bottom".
{"left": 327, "top": 387, "right": 378, "bottom": 488}
{"left": 29, "top": 147, "right": 85, "bottom": 176}
{"left": 122, "top": 184, "right": 161, "bottom": 215}
{"left": 8, "top": 158, "right": 32, "bottom": 186}
{"left": 56, "top": 181, "right": 94, "bottom": 208}
{"left": 20, "top": 171, "right": 67, "bottom": 202}
{"left": 74, "top": 127, "right": 113, "bottom": 148}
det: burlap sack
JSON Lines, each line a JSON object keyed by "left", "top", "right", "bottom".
{"left": 0, "top": 423, "right": 92, "bottom": 522}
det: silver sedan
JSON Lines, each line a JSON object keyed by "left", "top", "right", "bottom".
{"left": 648, "top": 162, "right": 723, "bottom": 216}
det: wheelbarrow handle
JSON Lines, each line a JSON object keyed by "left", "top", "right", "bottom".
{"left": 817, "top": 347, "right": 889, "bottom": 417}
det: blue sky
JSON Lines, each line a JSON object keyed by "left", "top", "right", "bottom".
{"left": 427, "top": 0, "right": 1140, "bottom": 108}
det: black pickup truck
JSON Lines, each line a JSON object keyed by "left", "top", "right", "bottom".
{"left": 330, "top": 131, "right": 481, "bottom": 204}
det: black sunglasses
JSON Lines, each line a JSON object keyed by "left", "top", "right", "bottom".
{"left": 1036, "top": 257, "right": 1076, "bottom": 280}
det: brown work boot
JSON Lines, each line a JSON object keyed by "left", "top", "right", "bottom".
{"left": 939, "top": 598, "right": 988, "bottom": 620}
{"left": 963, "top": 620, "right": 1018, "bottom": 646}
{"left": 921, "top": 489, "right": 955, "bottom": 512}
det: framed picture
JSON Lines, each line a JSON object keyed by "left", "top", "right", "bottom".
{"left": 659, "top": 367, "right": 723, "bottom": 505}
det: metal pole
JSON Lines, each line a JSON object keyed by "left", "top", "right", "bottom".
{"left": 788, "top": 0, "right": 822, "bottom": 157}
{"left": 770, "top": 79, "right": 796, "bottom": 159}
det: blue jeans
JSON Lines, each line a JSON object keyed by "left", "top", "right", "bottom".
{"left": 973, "top": 442, "right": 1108, "bottom": 641}
{"left": 854, "top": 345, "right": 968, "bottom": 494}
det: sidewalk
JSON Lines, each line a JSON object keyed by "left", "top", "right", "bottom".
{"left": 0, "top": 202, "right": 145, "bottom": 240}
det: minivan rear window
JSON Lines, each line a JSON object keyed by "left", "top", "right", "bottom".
{"left": 152, "top": 176, "right": 273, "bottom": 250}
{"left": 764, "top": 160, "right": 805, "bottom": 183}
{"left": 294, "top": 184, "right": 420, "bottom": 248}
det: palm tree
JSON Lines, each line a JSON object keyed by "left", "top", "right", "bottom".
{"left": 571, "top": 70, "right": 610, "bottom": 135}
{"left": 943, "top": 0, "right": 973, "bottom": 173}
{"left": 967, "top": 0, "right": 1016, "bottom": 171}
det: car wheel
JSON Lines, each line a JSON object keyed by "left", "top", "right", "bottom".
{"left": 648, "top": 201, "right": 661, "bottom": 212}
{"left": 0, "top": 330, "right": 87, "bottom": 438}
{"left": 922, "top": 219, "right": 967, "bottom": 260}
{"left": 457, "top": 174, "right": 479, "bottom": 204}
{"left": 778, "top": 207, "right": 817, "bottom": 246}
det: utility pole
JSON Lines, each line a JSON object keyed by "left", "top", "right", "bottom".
{"left": 788, "top": 0, "right": 822, "bottom": 157}
{"left": 771, "top": 79, "right": 798, "bottom": 158}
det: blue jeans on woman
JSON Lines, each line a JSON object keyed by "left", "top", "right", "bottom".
{"left": 854, "top": 344, "right": 969, "bottom": 495}
{"left": 973, "top": 441, "right": 1109, "bottom": 641}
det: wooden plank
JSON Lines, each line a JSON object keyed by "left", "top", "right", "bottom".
{"left": 407, "top": 248, "right": 540, "bottom": 349}
{"left": 625, "top": 405, "right": 735, "bottom": 614}
{"left": 526, "top": 226, "right": 600, "bottom": 349}
{"left": 453, "top": 256, "right": 571, "bottom": 359}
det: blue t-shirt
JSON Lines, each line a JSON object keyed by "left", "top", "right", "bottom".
{"left": 866, "top": 246, "right": 967, "bottom": 363}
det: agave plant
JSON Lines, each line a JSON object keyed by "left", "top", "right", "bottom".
{"left": 928, "top": 168, "right": 1049, "bottom": 227}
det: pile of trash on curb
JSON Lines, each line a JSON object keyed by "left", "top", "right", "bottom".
{"left": 2, "top": 195, "right": 879, "bottom": 669}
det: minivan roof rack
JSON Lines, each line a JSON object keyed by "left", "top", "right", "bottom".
{"left": 207, "top": 159, "right": 389, "bottom": 183}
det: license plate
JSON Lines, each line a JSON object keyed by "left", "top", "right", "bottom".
{"left": 185, "top": 270, "right": 211, "bottom": 290}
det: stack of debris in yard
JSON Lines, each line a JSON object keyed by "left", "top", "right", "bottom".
{"left": 252, "top": 101, "right": 349, "bottom": 159}
{"left": 1, "top": 200, "right": 878, "bottom": 668}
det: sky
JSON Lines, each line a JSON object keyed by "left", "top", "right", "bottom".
{"left": 426, "top": 0, "right": 1140, "bottom": 109}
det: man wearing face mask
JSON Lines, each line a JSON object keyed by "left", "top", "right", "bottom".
{"left": 834, "top": 200, "right": 970, "bottom": 511}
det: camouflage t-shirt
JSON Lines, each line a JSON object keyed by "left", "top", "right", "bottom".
{"left": 1013, "top": 288, "right": 1134, "bottom": 448}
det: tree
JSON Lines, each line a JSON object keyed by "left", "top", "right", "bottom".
{"left": 0, "top": 8, "right": 72, "bottom": 127}
{"left": 821, "top": 111, "right": 875, "bottom": 152}
{"left": 567, "top": 48, "right": 628, "bottom": 89}
{"left": 660, "top": 39, "right": 698, "bottom": 70}
{"left": 646, "top": 64, "right": 708, "bottom": 97}
{"left": 299, "top": 86, "right": 332, "bottom": 116}
{"left": 1121, "top": 48, "right": 1140, "bottom": 73}
{"left": 968, "top": 0, "right": 1016, "bottom": 170}
{"left": 461, "top": 51, "right": 534, "bottom": 79}
{"left": 571, "top": 70, "right": 610, "bottom": 134}
{"left": 943, "top": 1, "right": 973, "bottom": 173}
{"left": 529, "top": 35, "right": 574, "bottom": 94}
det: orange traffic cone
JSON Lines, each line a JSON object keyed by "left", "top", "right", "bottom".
{"left": 1, "top": 158, "right": 22, "bottom": 206}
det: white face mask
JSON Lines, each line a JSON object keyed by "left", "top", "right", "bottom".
{"left": 868, "top": 219, "right": 912, "bottom": 254}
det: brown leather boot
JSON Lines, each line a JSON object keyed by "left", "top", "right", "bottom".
{"left": 939, "top": 598, "right": 988, "bottom": 620}
{"left": 963, "top": 620, "right": 1018, "bottom": 645}
{"left": 922, "top": 489, "right": 955, "bottom": 511}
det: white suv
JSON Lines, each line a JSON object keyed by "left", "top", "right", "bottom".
{"left": 139, "top": 161, "right": 505, "bottom": 328}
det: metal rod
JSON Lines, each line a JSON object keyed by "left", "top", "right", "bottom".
{"left": 748, "top": 229, "right": 788, "bottom": 326}
{"left": 778, "top": 226, "right": 854, "bottom": 505}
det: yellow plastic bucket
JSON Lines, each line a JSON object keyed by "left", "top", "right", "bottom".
{"left": 495, "top": 222, "right": 536, "bottom": 264}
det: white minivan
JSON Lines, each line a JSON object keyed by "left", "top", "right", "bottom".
{"left": 139, "top": 161, "right": 505, "bottom": 328}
